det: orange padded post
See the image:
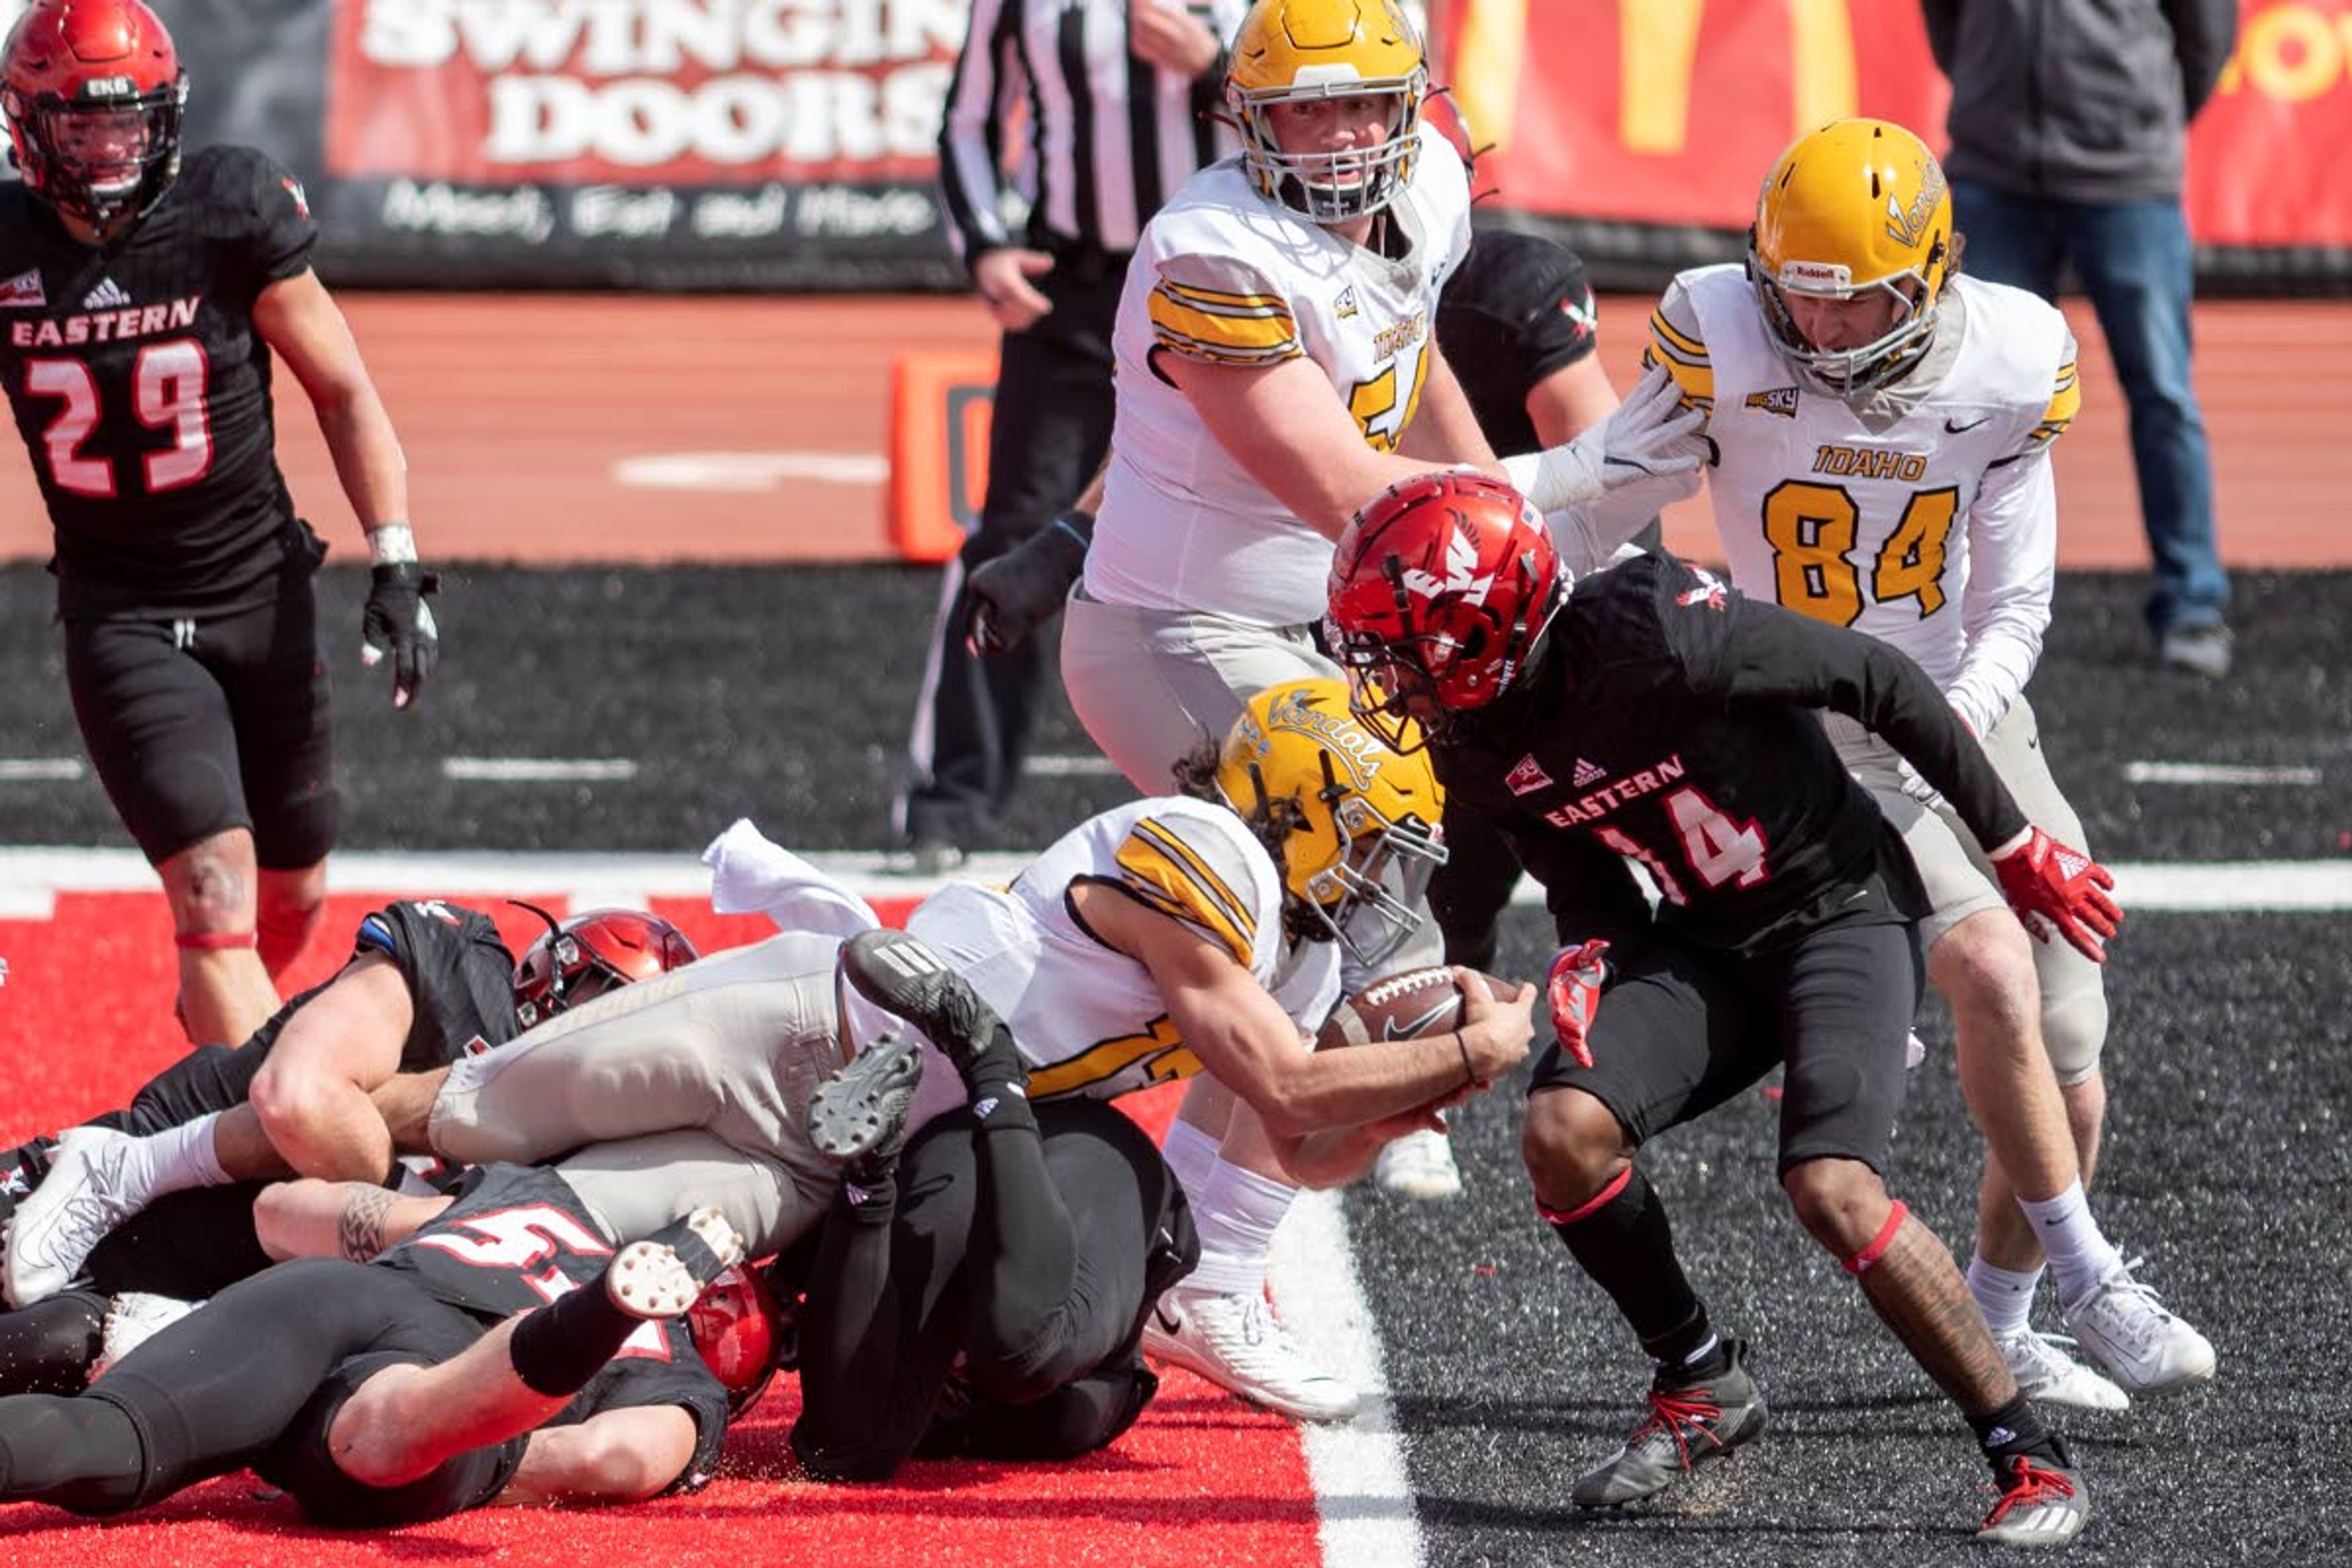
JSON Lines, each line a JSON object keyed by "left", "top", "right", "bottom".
{"left": 888, "top": 350, "right": 1001, "bottom": 563}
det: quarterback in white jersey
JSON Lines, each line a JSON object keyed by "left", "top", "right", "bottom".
{"left": 916, "top": 681, "right": 1534, "bottom": 1420}
{"left": 1649, "top": 119, "right": 2212, "bottom": 1409}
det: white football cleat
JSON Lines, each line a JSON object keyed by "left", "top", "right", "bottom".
{"left": 607, "top": 1206, "right": 745, "bottom": 1321}
{"left": 91, "top": 1292, "right": 202, "bottom": 1382}
{"left": 2060, "top": 1257, "right": 2217, "bottom": 1396}
{"left": 4, "top": 1126, "right": 153, "bottom": 1309}
{"left": 1142, "top": 1286, "right": 1360, "bottom": 1422}
{"left": 1996, "top": 1327, "right": 2130, "bottom": 1413}
{"left": 1373, "top": 1128, "right": 1462, "bottom": 1201}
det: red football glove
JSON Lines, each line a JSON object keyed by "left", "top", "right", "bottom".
{"left": 1991, "top": 826, "right": 2122, "bottom": 962}
{"left": 1546, "top": 939, "right": 1611, "bottom": 1069}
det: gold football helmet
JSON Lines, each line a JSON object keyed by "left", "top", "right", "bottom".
{"left": 1226, "top": 0, "right": 1427, "bottom": 224}
{"left": 1216, "top": 677, "right": 1445, "bottom": 967}
{"left": 1749, "top": 118, "right": 1953, "bottom": 394}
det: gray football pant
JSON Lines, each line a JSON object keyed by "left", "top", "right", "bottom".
{"left": 429, "top": 932, "right": 852, "bottom": 1256}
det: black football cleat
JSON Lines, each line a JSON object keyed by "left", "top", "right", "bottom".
{"left": 1977, "top": 1442, "right": 2091, "bottom": 1548}
{"left": 807, "top": 1028, "right": 927, "bottom": 1170}
{"left": 1572, "top": 1340, "right": 1769, "bottom": 1508}
{"left": 839, "top": 928, "right": 1024, "bottom": 1094}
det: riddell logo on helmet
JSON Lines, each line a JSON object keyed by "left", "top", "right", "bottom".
{"left": 1779, "top": 259, "right": 1849, "bottom": 290}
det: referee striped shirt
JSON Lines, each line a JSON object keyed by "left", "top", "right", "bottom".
{"left": 938, "top": 0, "right": 1249, "bottom": 263}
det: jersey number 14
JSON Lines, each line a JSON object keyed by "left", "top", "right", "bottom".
{"left": 23, "top": 339, "right": 213, "bottom": 499}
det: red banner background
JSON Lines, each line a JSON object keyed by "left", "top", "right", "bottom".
{"left": 1441, "top": 0, "right": 2352, "bottom": 249}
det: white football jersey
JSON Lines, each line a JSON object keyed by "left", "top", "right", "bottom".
{"left": 907, "top": 795, "right": 1342, "bottom": 1102}
{"left": 1649, "top": 267, "right": 2080, "bottom": 737}
{"left": 1086, "top": 119, "right": 1474, "bottom": 627}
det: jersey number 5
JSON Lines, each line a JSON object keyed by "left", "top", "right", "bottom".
{"left": 1762, "top": 480, "right": 1959, "bottom": 624}
{"left": 22, "top": 339, "right": 214, "bottom": 499}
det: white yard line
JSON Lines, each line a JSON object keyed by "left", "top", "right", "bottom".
{"left": 442, "top": 758, "right": 641, "bottom": 782}
{"left": 0, "top": 758, "right": 85, "bottom": 781}
{"left": 1273, "top": 1189, "right": 1426, "bottom": 1568}
{"left": 2125, "top": 761, "right": 2324, "bottom": 786}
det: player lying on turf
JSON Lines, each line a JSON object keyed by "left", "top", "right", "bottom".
{"left": 1, "top": 902, "right": 698, "bottom": 1310}
{"left": 0, "top": 1179, "right": 741, "bottom": 1528}
{"left": 770, "top": 929, "right": 1199, "bottom": 1481}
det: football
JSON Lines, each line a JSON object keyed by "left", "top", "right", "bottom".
{"left": 1315, "top": 966, "right": 1515, "bottom": 1050}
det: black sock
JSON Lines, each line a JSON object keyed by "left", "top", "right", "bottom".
{"left": 1547, "top": 1166, "right": 1714, "bottom": 1371}
{"left": 1967, "top": 1392, "right": 2062, "bottom": 1472}
{"left": 961, "top": 1020, "right": 1032, "bottom": 1108}
{"left": 507, "top": 1276, "right": 647, "bottom": 1398}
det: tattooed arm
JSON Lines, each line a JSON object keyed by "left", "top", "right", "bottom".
{"left": 252, "top": 1178, "right": 453, "bottom": 1262}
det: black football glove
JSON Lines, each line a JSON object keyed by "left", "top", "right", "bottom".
{"left": 361, "top": 562, "right": 440, "bottom": 709}
{"left": 962, "top": 511, "right": 1092, "bottom": 657}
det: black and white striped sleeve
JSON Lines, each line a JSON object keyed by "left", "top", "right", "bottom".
{"left": 938, "top": 0, "right": 1025, "bottom": 269}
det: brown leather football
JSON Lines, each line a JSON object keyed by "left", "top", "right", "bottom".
{"left": 1315, "top": 966, "right": 1514, "bottom": 1050}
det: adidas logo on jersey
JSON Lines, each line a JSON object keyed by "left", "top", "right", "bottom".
{"left": 1504, "top": 755, "right": 1553, "bottom": 796}
{"left": 0, "top": 269, "right": 44, "bottom": 308}
{"left": 1570, "top": 758, "right": 1607, "bottom": 788}
{"left": 82, "top": 277, "right": 132, "bottom": 310}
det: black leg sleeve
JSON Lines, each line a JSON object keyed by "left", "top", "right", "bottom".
{"left": 0, "top": 1291, "right": 106, "bottom": 1398}
{"left": 62, "top": 1257, "right": 477, "bottom": 1513}
{"left": 789, "top": 1153, "right": 972, "bottom": 1484}
{"left": 0, "top": 1393, "right": 148, "bottom": 1513}
{"left": 85, "top": 1184, "right": 275, "bottom": 1300}
{"left": 965, "top": 1100, "right": 1175, "bottom": 1406}
{"left": 1548, "top": 1164, "right": 1715, "bottom": 1365}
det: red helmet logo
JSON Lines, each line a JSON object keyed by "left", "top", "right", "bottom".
{"left": 1, "top": 0, "right": 187, "bottom": 230}
{"left": 685, "top": 1261, "right": 786, "bottom": 1415}
{"left": 1324, "top": 470, "right": 1562, "bottom": 748}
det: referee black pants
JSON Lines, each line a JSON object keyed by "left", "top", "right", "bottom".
{"left": 790, "top": 1098, "right": 1196, "bottom": 1482}
{"left": 899, "top": 244, "right": 1126, "bottom": 849}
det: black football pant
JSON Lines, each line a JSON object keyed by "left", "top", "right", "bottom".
{"left": 791, "top": 1097, "right": 1197, "bottom": 1481}
{"left": 900, "top": 243, "right": 1125, "bottom": 849}
{"left": 0, "top": 1257, "right": 513, "bottom": 1526}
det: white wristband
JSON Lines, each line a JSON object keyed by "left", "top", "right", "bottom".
{"left": 367, "top": 524, "right": 418, "bottom": 566}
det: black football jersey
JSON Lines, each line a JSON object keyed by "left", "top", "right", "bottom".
{"left": 1437, "top": 229, "right": 1598, "bottom": 459}
{"left": 375, "top": 1163, "right": 730, "bottom": 1487}
{"left": 352, "top": 899, "right": 522, "bottom": 1072}
{"left": 0, "top": 145, "right": 319, "bottom": 620}
{"left": 1439, "top": 552, "right": 2029, "bottom": 954}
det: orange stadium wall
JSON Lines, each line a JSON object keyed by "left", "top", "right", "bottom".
{"left": 1430, "top": 0, "right": 2352, "bottom": 292}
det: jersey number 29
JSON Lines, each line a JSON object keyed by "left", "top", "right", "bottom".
{"left": 22, "top": 340, "right": 213, "bottom": 499}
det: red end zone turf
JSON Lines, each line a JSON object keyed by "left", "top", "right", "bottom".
{"left": 0, "top": 892, "right": 1324, "bottom": 1567}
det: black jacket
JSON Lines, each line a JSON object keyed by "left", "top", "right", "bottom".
{"left": 1923, "top": 0, "right": 2239, "bottom": 202}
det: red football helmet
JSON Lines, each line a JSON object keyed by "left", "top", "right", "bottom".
{"left": 511, "top": 907, "right": 699, "bottom": 1028}
{"left": 1, "top": 0, "right": 187, "bottom": 230}
{"left": 685, "top": 1261, "right": 786, "bottom": 1416}
{"left": 1324, "top": 470, "right": 1563, "bottom": 750}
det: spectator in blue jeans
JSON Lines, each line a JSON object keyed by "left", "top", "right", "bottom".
{"left": 1924, "top": 0, "right": 2240, "bottom": 677}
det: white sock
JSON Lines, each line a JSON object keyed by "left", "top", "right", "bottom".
{"left": 1161, "top": 1118, "right": 1219, "bottom": 1207}
{"left": 2016, "top": 1181, "right": 2125, "bottom": 1302}
{"left": 1967, "top": 1253, "right": 2044, "bottom": 1340}
{"left": 1182, "top": 1159, "right": 1296, "bottom": 1298}
{"left": 118, "top": 1113, "right": 229, "bottom": 1200}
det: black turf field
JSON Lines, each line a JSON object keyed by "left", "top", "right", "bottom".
{"left": 4, "top": 561, "right": 2348, "bottom": 1564}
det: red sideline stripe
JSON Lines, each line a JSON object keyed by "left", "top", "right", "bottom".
{"left": 1, "top": 889, "right": 1310, "bottom": 1566}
